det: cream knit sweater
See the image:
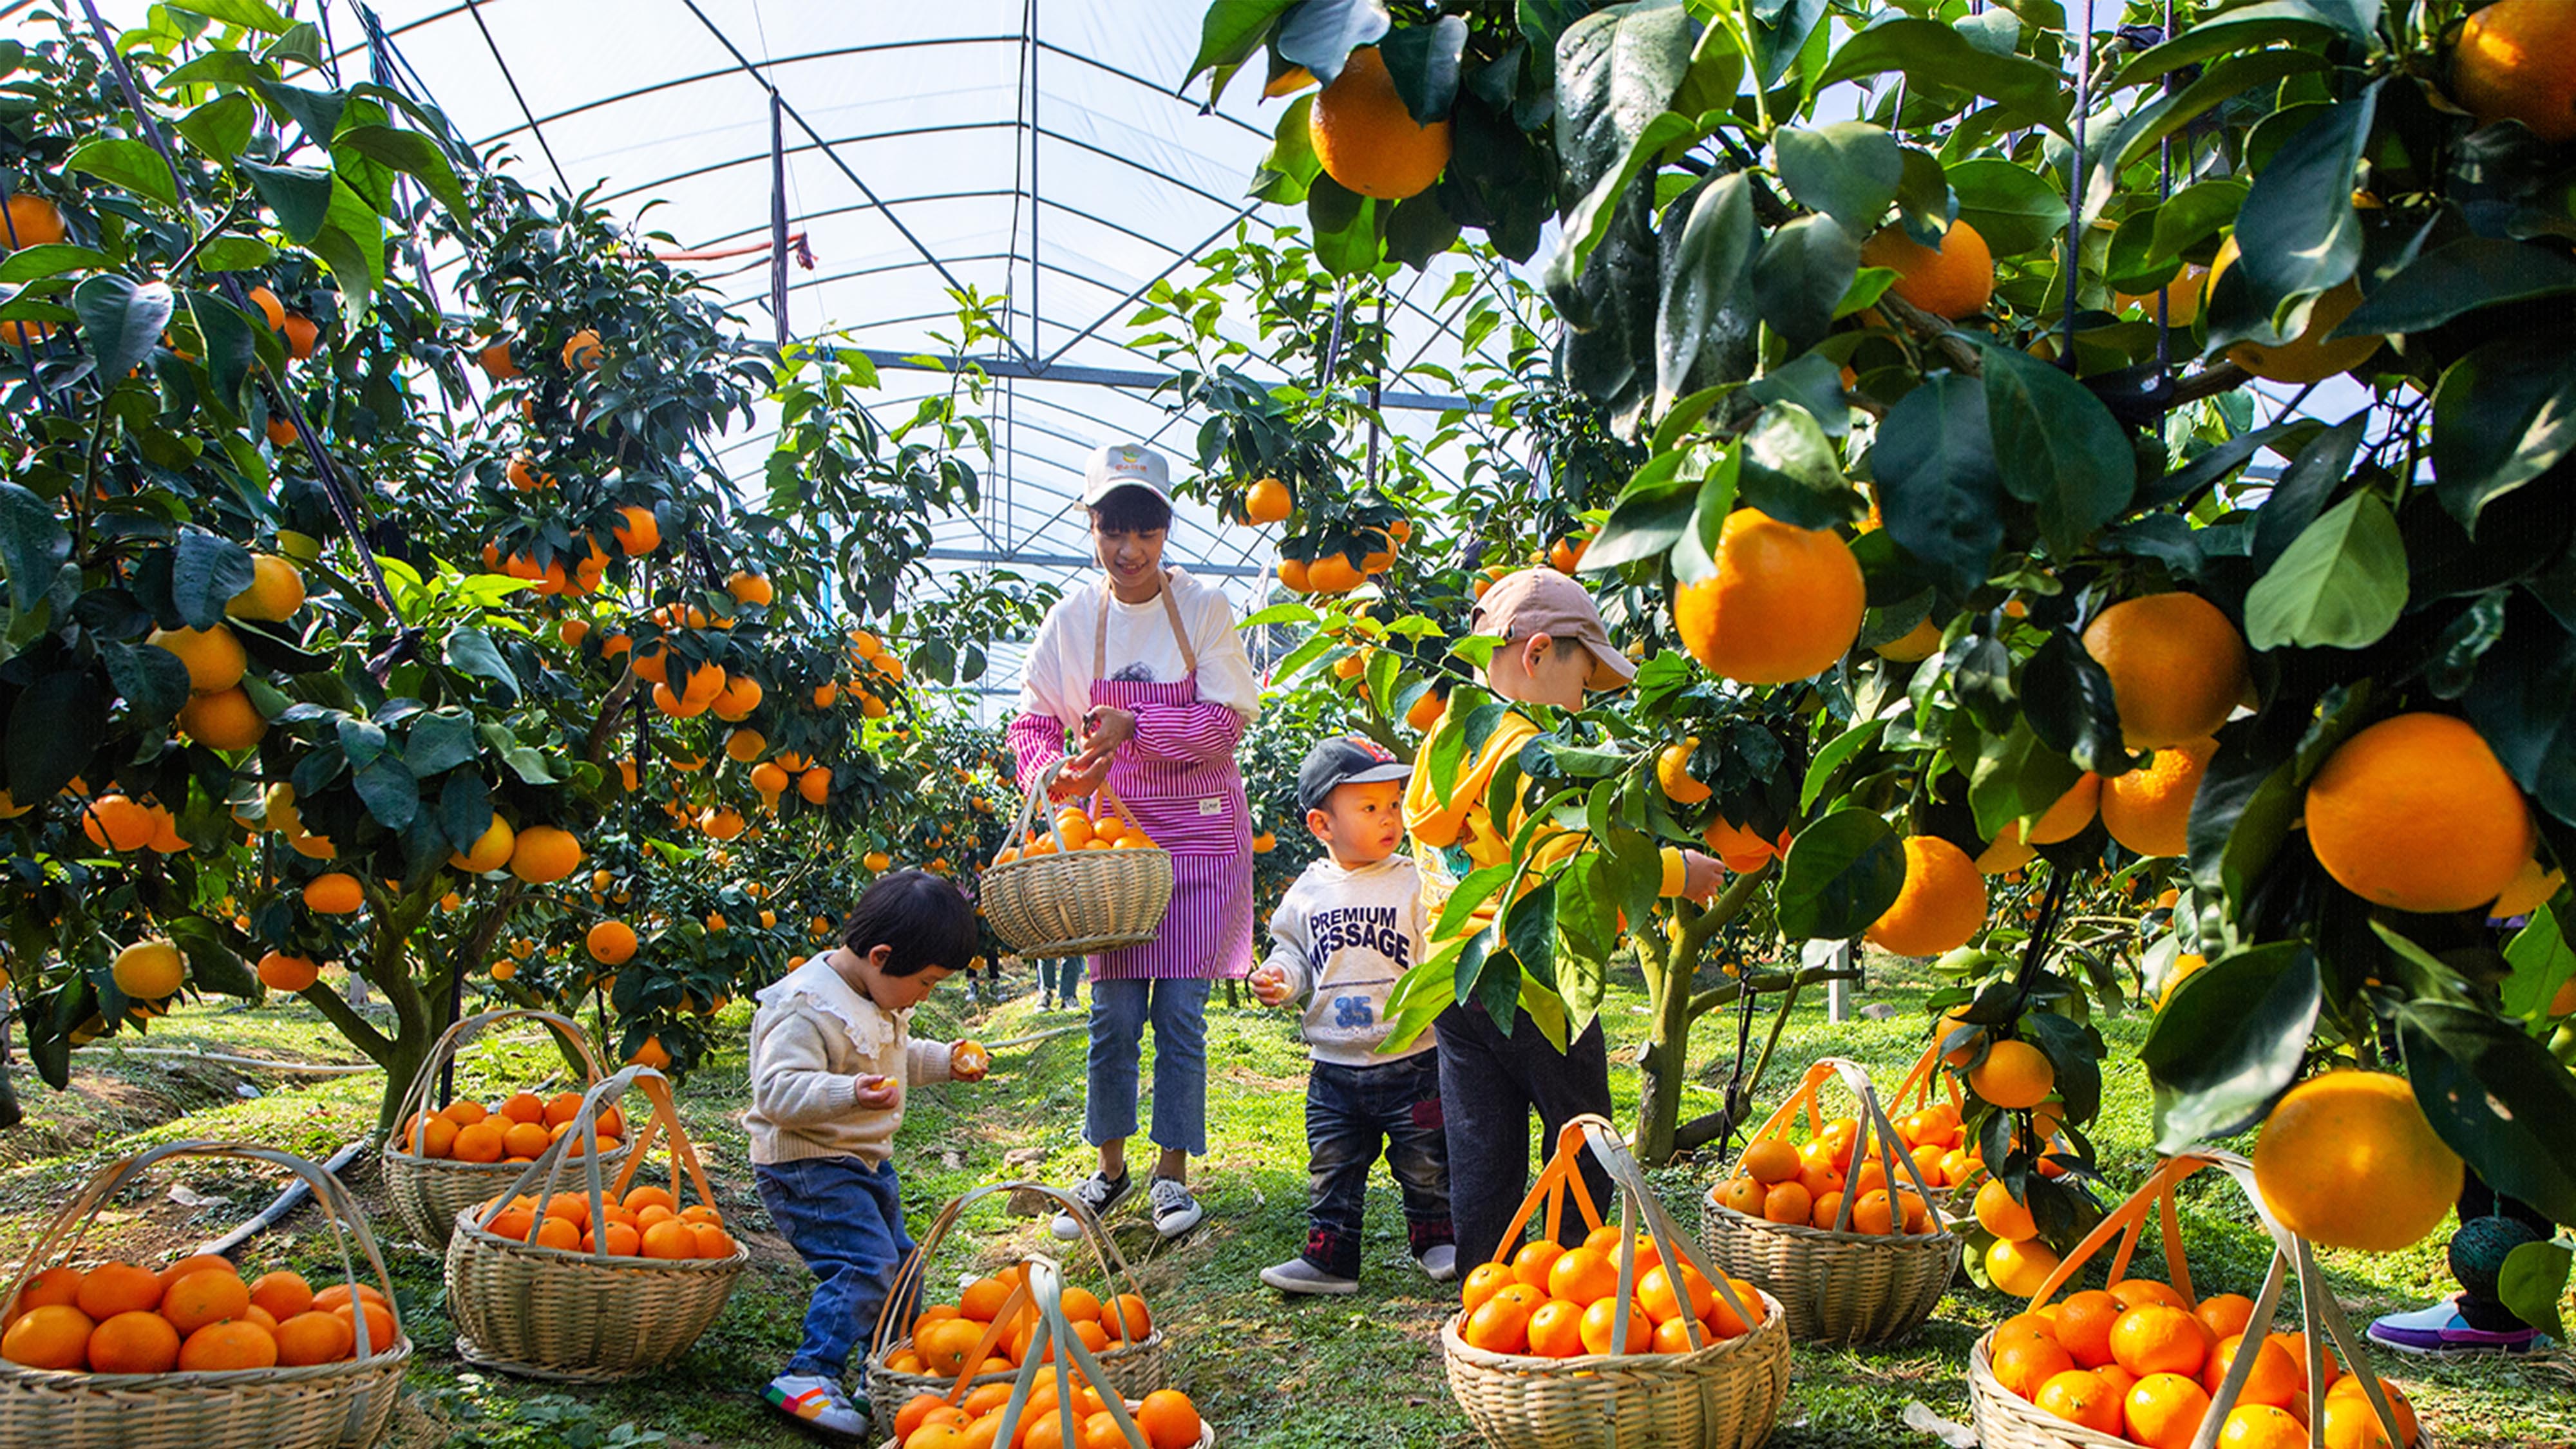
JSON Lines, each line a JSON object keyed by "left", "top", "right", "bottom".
{"left": 745, "top": 952, "right": 954, "bottom": 1167}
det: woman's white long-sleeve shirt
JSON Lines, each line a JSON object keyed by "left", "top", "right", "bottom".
{"left": 1011, "top": 567, "right": 1260, "bottom": 732}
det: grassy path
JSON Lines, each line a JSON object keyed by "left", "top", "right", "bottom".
{"left": 1, "top": 959, "right": 2569, "bottom": 1447}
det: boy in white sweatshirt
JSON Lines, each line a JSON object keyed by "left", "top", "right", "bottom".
{"left": 1250, "top": 735, "right": 1455, "bottom": 1294}
{"left": 747, "top": 870, "right": 989, "bottom": 1441}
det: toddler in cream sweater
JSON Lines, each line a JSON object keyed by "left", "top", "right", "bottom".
{"left": 750, "top": 871, "right": 987, "bottom": 1441}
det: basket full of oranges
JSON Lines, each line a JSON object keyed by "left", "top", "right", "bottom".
{"left": 382, "top": 1009, "right": 634, "bottom": 1248}
{"left": 866, "top": 1180, "right": 1167, "bottom": 1431}
{"left": 0, "top": 1142, "right": 412, "bottom": 1449}
{"left": 980, "top": 770, "right": 1172, "bottom": 958}
{"left": 1442, "top": 1117, "right": 1790, "bottom": 1449}
{"left": 1970, "top": 1151, "right": 2432, "bottom": 1449}
{"left": 1699, "top": 1053, "right": 1963, "bottom": 1344}
{"left": 443, "top": 1064, "right": 748, "bottom": 1380}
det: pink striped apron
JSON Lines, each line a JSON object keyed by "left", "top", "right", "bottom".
{"left": 1072, "top": 578, "right": 1253, "bottom": 983}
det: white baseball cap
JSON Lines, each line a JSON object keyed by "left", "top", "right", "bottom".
{"left": 1082, "top": 442, "right": 1172, "bottom": 507}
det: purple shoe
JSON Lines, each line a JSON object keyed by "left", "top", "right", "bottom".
{"left": 2367, "top": 1296, "right": 2544, "bottom": 1356}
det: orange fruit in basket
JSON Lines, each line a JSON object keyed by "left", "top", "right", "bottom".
{"left": 640, "top": 1220, "right": 695, "bottom": 1260}
{"left": 2320, "top": 1376, "right": 2416, "bottom": 1448}
{"left": 1135, "top": 1389, "right": 1202, "bottom": 1449}
{"left": 486, "top": 1206, "right": 535, "bottom": 1240}
{"left": 1739, "top": 1138, "right": 1799, "bottom": 1185}
{"left": 1993, "top": 1312, "right": 2059, "bottom": 1357}
{"left": 1525, "top": 1298, "right": 1586, "bottom": 1358}
{"left": 691, "top": 1224, "right": 735, "bottom": 1258}
{"left": 3, "top": 1303, "right": 93, "bottom": 1368}
{"left": 157, "top": 1254, "right": 232, "bottom": 1291}
{"left": 162, "top": 1269, "right": 251, "bottom": 1336}
{"left": 895, "top": 1394, "right": 950, "bottom": 1441}
{"left": 502, "top": 1121, "right": 552, "bottom": 1158}
{"left": 276, "top": 1309, "right": 355, "bottom": 1365}
{"left": 178, "top": 1319, "right": 278, "bottom": 1370}
{"left": 408, "top": 1115, "right": 459, "bottom": 1158}
{"left": 1762, "top": 1181, "right": 1813, "bottom": 1226}
{"left": 14, "top": 1265, "right": 86, "bottom": 1316}
{"left": 542, "top": 1193, "right": 591, "bottom": 1228}
{"left": 1578, "top": 1297, "right": 1653, "bottom": 1355}
{"left": 2195, "top": 1293, "right": 2256, "bottom": 1340}
{"left": 545, "top": 1092, "right": 586, "bottom": 1127}
{"left": 1510, "top": 1239, "right": 1564, "bottom": 1291}
{"left": 76, "top": 1262, "right": 162, "bottom": 1319}
{"left": 2206, "top": 1332, "right": 2301, "bottom": 1408}
{"left": 1057, "top": 1285, "right": 1103, "bottom": 1324}
{"left": 1810, "top": 1191, "right": 1846, "bottom": 1229}
{"left": 959, "top": 1275, "right": 1014, "bottom": 1321}
{"left": 310, "top": 1282, "right": 388, "bottom": 1313}
{"left": 1108, "top": 1293, "right": 1151, "bottom": 1341}
{"left": 1054, "top": 811, "right": 1093, "bottom": 851}
{"left": 88, "top": 1309, "right": 182, "bottom": 1373}
{"left": 1707, "top": 1277, "right": 1765, "bottom": 1336}
{"left": 453, "top": 1121, "right": 507, "bottom": 1163}
{"left": 1461, "top": 1262, "right": 1513, "bottom": 1312}
{"left": 2110, "top": 1278, "right": 2188, "bottom": 1312}
{"left": 2034, "top": 1368, "right": 2123, "bottom": 1433}
{"left": 1544, "top": 1246, "right": 1618, "bottom": 1307}
{"left": 1993, "top": 1335, "right": 2077, "bottom": 1400}
{"left": 2123, "top": 1372, "right": 2213, "bottom": 1449}
{"left": 2112, "top": 1305, "right": 2211, "bottom": 1379}
{"left": 500, "top": 1091, "right": 546, "bottom": 1124}
{"left": 1461, "top": 1296, "right": 1531, "bottom": 1353}
{"left": 2055, "top": 1291, "right": 2123, "bottom": 1368}
{"left": 534, "top": 1217, "right": 580, "bottom": 1251}
{"left": 1712, "top": 1176, "right": 1765, "bottom": 1215}
{"left": 1638, "top": 1263, "right": 1714, "bottom": 1324}
{"left": 599, "top": 1223, "right": 641, "bottom": 1256}
{"left": 335, "top": 1299, "right": 396, "bottom": 1352}
{"left": 2216, "top": 1405, "right": 2307, "bottom": 1449}
{"left": 625, "top": 1185, "right": 677, "bottom": 1214}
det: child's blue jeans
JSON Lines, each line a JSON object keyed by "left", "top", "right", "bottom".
{"left": 754, "top": 1155, "right": 917, "bottom": 1380}
{"left": 1302, "top": 1050, "right": 1454, "bottom": 1278}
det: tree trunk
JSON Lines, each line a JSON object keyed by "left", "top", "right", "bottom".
{"left": 1634, "top": 929, "right": 1696, "bottom": 1166}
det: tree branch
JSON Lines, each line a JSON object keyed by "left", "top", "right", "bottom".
{"left": 1685, "top": 965, "right": 1862, "bottom": 1022}
{"left": 2169, "top": 359, "right": 2252, "bottom": 406}
{"left": 298, "top": 978, "right": 395, "bottom": 1062}
{"left": 1873, "top": 293, "right": 1987, "bottom": 375}
{"left": 584, "top": 667, "right": 642, "bottom": 764}
{"left": 1684, "top": 862, "right": 1772, "bottom": 953}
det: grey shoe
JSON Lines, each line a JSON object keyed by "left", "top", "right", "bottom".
{"left": 1417, "top": 1243, "right": 1459, "bottom": 1281}
{"left": 1148, "top": 1175, "right": 1204, "bottom": 1238}
{"left": 1260, "top": 1256, "right": 1358, "bottom": 1294}
{"left": 1049, "top": 1170, "right": 1133, "bottom": 1241}
{"left": 765, "top": 1373, "right": 869, "bottom": 1441}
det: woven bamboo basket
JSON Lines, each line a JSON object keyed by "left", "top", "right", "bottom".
{"left": 980, "top": 768, "right": 1173, "bottom": 956}
{"left": 444, "top": 1065, "right": 747, "bottom": 1380}
{"left": 381, "top": 1008, "right": 632, "bottom": 1248}
{"left": 1441, "top": 1117, "right": 1792, "bottom": 1449}
{"left": 866, "top": 1180, "right": 1168, "bottom": 1434}
{"left": 1965, "top": 1151, "right": 2435, "bottom": 1449}
{"left": 0, "top": 1141, "right": 411, "bottom": 1449}
{"left": 1698, "top": 1055, "right": 1958, "bottom": 1344}
{"left": 875, "top": 1255, "right": 1210, "bottom": 1449}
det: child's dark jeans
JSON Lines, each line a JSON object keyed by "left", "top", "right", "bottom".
{"left": 755, "top": 1155, "right": 918, "bottom": 1380}
{"left": 1300, "top": 1049, "right": 1454, "bottom": 1278}
{"left": 1436, "top": 1001, "right": 1615, "bottom": 1269}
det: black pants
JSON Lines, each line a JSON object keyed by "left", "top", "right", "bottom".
{"left": 1300, "top": 1052, "right": 1454, "bottom": 1277}
{"left": 2454, "top": 1170, "right": 2553, "bottom": 1331}
{"left": 1435, "top": 1003, "right": 1615, "bottom": 1271}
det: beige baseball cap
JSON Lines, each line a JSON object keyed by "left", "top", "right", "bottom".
{"left": 1081, "top": 441, "right": 1172, "bottom": 507}
{"left": 1470, "top": 567, "right": 1636, "bottom": 690}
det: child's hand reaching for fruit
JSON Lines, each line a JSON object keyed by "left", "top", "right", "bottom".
{"left": 853, "top": 1074, "right": 898, "bottom": 1110}
{"left": 1249, "top": 964, "right": 1292, "bottom": 1007}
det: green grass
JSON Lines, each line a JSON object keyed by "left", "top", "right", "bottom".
{"left": 3, "top": 960, "right": 2570, "bottom": 1448}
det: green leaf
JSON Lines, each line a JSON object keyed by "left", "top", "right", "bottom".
{"left": 1379, "top": 15, "right": 1465, "bottom": 123}
{"left": 2186, "top": 748, "right": 2298, "bottom": 920}
{"left": 1557, "top": 109, "right": 1705, "bottom": 284}
{"left": 1801, "top": 715, "right": 1884, "bottom": 813}
{"left": 169, "top": 0, "right": 293, "bottom": 32}
{"left": 0, "top": 482, "right": 71, "bottom": 615}
{"left": 8, "top": 669, "right": 104, "bottom": 801}
{"left": 1249, "top": 93, "right": 1321, "bottom": 205}
{"left": 2499, "top": 1241, "right": 2571, "bottom": 1341}
{"left": 2243, "top": 491, "right": 2407, "bottom": 650}
{"left": 1306, "top": 174, "right": 1382, "bottom": 277}
{"left": 2231, "top": 89, "right": 2377, "bottom": 323}
{"left": 238, "top": 159, "right": 333, "bottom": 243}
{"left": 1737, "top": 402, "right": 1861, "bottom": 530}
{"left": 175, "top": 91, "right": 258, "bottom": 160}
{"left": 2432, "top": 340, "right": 2576, "bottom": 531}
{"left": 2338, "top": 236, "right": 2576, "bottom": 337}
{"left": 65, "top": 138, "right": 178, "bottom": 209}
{"left": 1551, "top": 0, "right": 1695, "bottom": 200}
{"left": 185, "top": 289, "right": 258, "bottom": 412}
{"left": 1946, "top": 156, "right": 2068, "bottom": 260}
{"left": 163, "top": 49, "right": 273, "bottom": 90}
{"left": 439, "top": 769, "right": 493, "bottom": 854}
{"left": 2398, "top": 1001, "right": 2576, "bottom": 1226}
{"left": 1893, "top": 145, "right": 1955, "bottom": 247}
{"left": 73, "top": 273, "right": 174, "bottom": 386}
{"left": 1653, "top": 172, "right": 1754, "bottom": 416}
{"left": 194, "top": 234, "right": 275, "bottom": 272}
{"left": 444, "top": 627, "right": 519, "bottom": 698}
{"left": 404, "top": 708, "right": 480, "bottom": 776}
{"left": 1750, "top": 214, "right": 1856, "bottom": 355}
{"left": 2504, "top": 904, "right": 2576, "bottom": 1021}
{"left": 1189, "top": 0, "right": 1298, "bottom": 85}
{"left": 1981, "top": 343, "right": 2134, "bottom": 558}
{"left": 2091, "top": 50, "right": 2331, "bottom": 209}
{"left": 1774, "top": 122, "right": 1901, "bottom": 237}
{"left": 1968, "top": 719, "right": 2084, "bottom": 844}
{"left": 0, "top": 244, "right": 111, "bottom": 285}
{"left": 164, "top": 916, "right": 258, "bottom": 999}
{"left": 1273, "top": 0, "right": 1390, "bottom": 86}
{"left": 1776, "top": 806, "right": 1904, "bottom": 942}
{"left": 353, "top": 755, "right": 418, "bottom": 829}
{"left": 1585, "top": 446, "right": 1703, "bottom": 571}
{"left": 2139, "top": 943, "right": 2321, "bottom": 1152}
{"left": 502, "top": 745, "right": 556, "bottom": 785}
{"left": 309, "top": 175, "right": 386, "bottom": 315}
{"left": 331, "top": 124, "right": 470, "bottom": 218}
{"left": 170, "top": 530, "right": 256, "bottom": 630}
{"left": 1871, "top": 372, "right": 2001, "bottom": 601}
{"left": 1385, "top": 190, "right": 1461, "bottom": 268}
{"left": 1816, "top": 18, "right": 2072, "bottom": 138}
{"left": 102, "top": 641, "right": 191, "bottom": 735}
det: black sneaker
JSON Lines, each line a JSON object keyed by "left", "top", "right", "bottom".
{"left": 1050, "top": 1170, "right": 1132, "bottom": 1240}
{"left": 1148, "top": 1175, "right": 1204, "bottom": 1238}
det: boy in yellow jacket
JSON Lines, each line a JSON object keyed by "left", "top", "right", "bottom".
{"left": 1405, "top": 568, "right": 1720, "bottom": 1267}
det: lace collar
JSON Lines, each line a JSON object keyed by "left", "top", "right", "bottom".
{"left": 756, "top": 951, "right": 905, "bottom": 1057}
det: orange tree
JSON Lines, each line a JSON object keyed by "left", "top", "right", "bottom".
{"left": 1186, "top": 0, "right": 2576, "bottom": 1289}
{"left": 0, "top": 12, "right": 1012, "bottom": 1132}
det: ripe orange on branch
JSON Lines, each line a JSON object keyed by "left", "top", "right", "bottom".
{"left": 2101, "top": 737, "right": 2215, "bottom": 859}
{"left": 1309, "top": 47, "right": 1451, "bottom": 201}
{"left": 2081, "top": 593, "right": 2249, "bottom": 750}
{"left": 1674, "top": 507, "right": 1865, "bottom": 685}
{"left": 1864, "top": 835, "right": 1987, "bottom": 958}
{"left": 1860, "top": 219, "right": 1994, "bottom": 319}
{"left": 2303, "top": 712, "right": 2532, "bottom": 913}
{"left": 2205, "top": 236, "right": 2382, "bottom": 384}
{"left": 2454, "top": 0, "right": 2576, "bottom": 142}
{"left": 2251, "top": 1070, "right": 2461, "bottom": 1251}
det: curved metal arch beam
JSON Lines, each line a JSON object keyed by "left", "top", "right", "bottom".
{"left": 591, "top": 119, "right": 1017, "bottom": 211}
{"left": 685, "top": 189, "right": 1205, "bottom": 270}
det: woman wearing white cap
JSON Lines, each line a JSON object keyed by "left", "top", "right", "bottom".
{"left": 1007, "top": 441, "right": 1260, "bottom": 1238}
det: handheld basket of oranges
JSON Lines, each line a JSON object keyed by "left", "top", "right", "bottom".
{"left": 1441, "top": 1116, "right": 1791, "bottom": 1449}
{"left": 382, "top": 1008, "right": 634, "bottom": 1248}
{"left": 980, "top": 765, "right": 1173, "bottom": 956}
{"left": 0, "top": 1141, "right": 411, "bottom": 1449}
{"left": 880, "top": 1255, "right": 1208, "bottom": 1449}
{"left": 1700, "top": 1051, "right": 1965, "bottom": 1344}
{"left": 442, "top": 1063, "right": 747, "bottom": 1380}
{"left": 1970, "top": 1151, "right": 2431, "bottom": 1449}
{"left": 866, "top": 1180, "right": 1167, "bottom": 1431}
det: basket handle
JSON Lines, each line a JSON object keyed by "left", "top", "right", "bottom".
{"left": 871, "top": 1179, "right": 1151, "bottom": 1358}
{"left": 390, "top": 1007, "right": 605, "bottom": 1151}
{"left": 466, "top": 1065, "right": 719, "bottom": 1262}
{"left": 1, "top": 1141, "right": 405, "bottom": 1369}
{"left": 2020, "top": 1151, "right": 2214, "bottom": 1312}
{"left": 987, "top": 1257, "right": 1158, "bottom": 1449}
{"left": 1734, "top": 1057, "right": 1953, "bottom": 1236}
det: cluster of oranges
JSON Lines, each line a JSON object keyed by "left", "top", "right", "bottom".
{"left": 1989, "top": 1282, "right": 2416, "bottom": 1449}
{"left": 892, "top": 1381, "right": 1202, "bottom": 1449}
{"left": 397, "top": 1090, "right": 627, "bottom": 1165}
{"left": 473, "top": 1182, "right": 734, "bottom": 1260}
{"left": 993, "top": 808, "right": 1160, "bottom": 865}
{"left": 1, "top": 1255, "right": 394, "bottom": 1375}
{"left": 1708, "top": 1106, "right": 1967, "bottom": 1236}
{"left": 1455, "top": 1225, "right": 1766, "bottom": 1358}
{"left": 1276, "top": 520, "right": 1409, "bottom": 596}
{"left": 886, "top": 1265, "right": 1153, "bottom": 1380}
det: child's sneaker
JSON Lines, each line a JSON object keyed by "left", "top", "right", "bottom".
{"left": 2367, "top": 1296, "right": 2545, "bottom": 1356}
{"left": 1260, "top": 1256, "right": 1358, "bottom": 1295}
{"left": 1148, "top": 1175, "right": 1204, "bottom": 1237}
{"left": 1050, "top": 1169, "right": 1133, "bottom": 1240}
{"left": 1416, "top": 1243, "right": 1459, "bottom": 1281}
{"left": 764, "top": 1374, "right": 869, "bottom": 1441}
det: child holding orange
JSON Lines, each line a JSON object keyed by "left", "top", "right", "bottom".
{"left": 747, "top": 870, "right": 990, "bottom": 1441}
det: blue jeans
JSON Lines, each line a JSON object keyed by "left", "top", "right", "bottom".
{"left": 1302, "top": 1052, "right": 1453, "bottom": 1278}
{"left": 1087, "top": 977, "right": 1209, "bottom": 1157}
{"left": 755, "top": 1156, "right": 917, "bottom": 1379}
